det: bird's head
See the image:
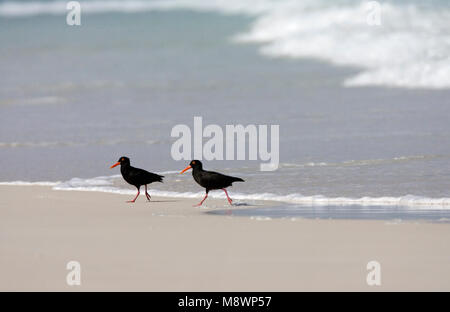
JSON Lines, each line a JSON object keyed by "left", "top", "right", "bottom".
{"left": 110, "top": 156, "right": 130, "bottom": 169}
{"left": 180, "top": 160, "right": 202, "bottom": 174}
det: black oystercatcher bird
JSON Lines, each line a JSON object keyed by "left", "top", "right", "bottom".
{"left": 180, "top": 160, "right": 244, "bottom": 206}
{"left": 110, "top": 156, "right": 164, "bottom": 203}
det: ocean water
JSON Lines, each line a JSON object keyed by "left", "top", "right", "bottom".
{"left": 1, "top": 0, "right": 450, "bottom": 217}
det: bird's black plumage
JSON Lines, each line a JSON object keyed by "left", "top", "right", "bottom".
{"left": 190, "top": 161, "right": 243, "bottom": 191}
{"left": 111, "top": 156, "right": 163, "bottom": 202}
{"left": 119, "top": 158, "right": 163, "bottom": 187}
{"left": 181, "top": 160, "right": 244, "bottom": 206}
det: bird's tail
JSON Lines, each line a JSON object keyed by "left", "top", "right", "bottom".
{"left": 232, "top": 176, "right": 244, "bottom": 183}
{"left": 157, "top": 174, "right": 164, "bottom": 183}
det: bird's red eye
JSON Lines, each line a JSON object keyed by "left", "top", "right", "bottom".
{"left": 192, "top": 161, "right": 196, "bottom": 165}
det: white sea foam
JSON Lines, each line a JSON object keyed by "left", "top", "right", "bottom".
{"left": 233, "top": 1, "right": 450, "bottom": 89}
{"left": 250, "top": 216, "right": 272, "bottom": 221}
{"left": 1, "top": 0, "right": 449, "bottom": 89}
{"left": 280, "top": 154, "right": 444, "bottom": 169}
{"left": 157, "top": 170, "right": 181, "bottom": 175}
{"left": 5, "top": 174, "right": 448, "bottom": 209}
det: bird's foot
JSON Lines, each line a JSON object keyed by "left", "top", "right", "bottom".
{"left": 127, "top": 200, "right": 136, "bottom": 203}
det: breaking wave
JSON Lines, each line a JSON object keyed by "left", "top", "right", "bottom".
{"left": 1, "top": 0, "right": 449, "bottom": 89}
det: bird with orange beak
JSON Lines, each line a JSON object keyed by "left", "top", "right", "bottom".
{"left": 110, "top": 156, "right": 164, "bottom": 203}
{"left": 180, "top": 160, "right": 244, "bottom": 206}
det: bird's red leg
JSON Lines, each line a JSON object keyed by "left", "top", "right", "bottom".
{"left": 127, "top": 187, "right": 140, "bottom": 203}
{"left": 145, "top": 185, "right": 151, "bottom": 201}
{"left": 222, "top": 188, "right": 233, "bottom": 205}
{"left": 194, "top": 192, "right": 208, "bottom": 207}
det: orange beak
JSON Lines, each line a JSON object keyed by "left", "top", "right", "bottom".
{"left": 110, "top": 162, "right": 120, "bottom": 169}
{"left": 180, "top": 165, "right": 192, "bottom": 174}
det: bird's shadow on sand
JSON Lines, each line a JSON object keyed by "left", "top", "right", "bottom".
{"left": 146, "top": 200, "right": 179, "bottom": 203}
{"left": 232, "top": 202, "right": 251, "bottom": 207}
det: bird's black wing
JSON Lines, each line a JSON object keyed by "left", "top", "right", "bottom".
{"left": 198, "top": 170, "right": 244, "bottom": 189}
{"left": 129, "top": 167, "right": 164, "bottom": 185}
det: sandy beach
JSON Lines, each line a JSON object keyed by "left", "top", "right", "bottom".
{"left": 1, "top": 185, "right": 449, "bottom": 291}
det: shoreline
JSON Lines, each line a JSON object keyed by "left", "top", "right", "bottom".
{"left": 3, "top": 179, "right": 450, "bottom": 212}
{"left": 1, "top": 185, "right": 450, "bottom": 291}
